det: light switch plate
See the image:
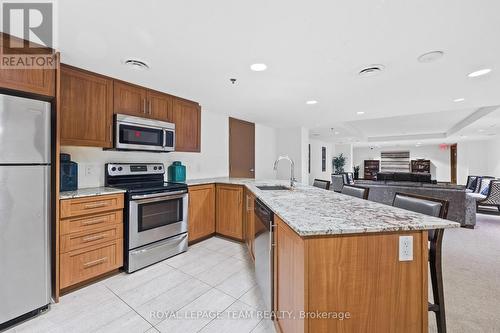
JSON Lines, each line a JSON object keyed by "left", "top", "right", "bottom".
{"left": 399, "top": 236, "right": 413, "bottom": 261}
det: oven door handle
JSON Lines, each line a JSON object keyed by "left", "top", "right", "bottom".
{"left": 131, "top": 190, "right": 187, "bottom": 200}
{"left": 131, "top": 193, "right": 187, "bottom": 204}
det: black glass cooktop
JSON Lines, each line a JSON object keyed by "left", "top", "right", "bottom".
{"left": 110, "top": 181, "right": 187, "bottom": 194}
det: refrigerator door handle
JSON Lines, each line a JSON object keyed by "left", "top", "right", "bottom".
{"left": 44, "top": 165, "right": 51, "bottom": 303}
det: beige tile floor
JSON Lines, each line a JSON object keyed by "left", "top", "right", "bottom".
{"left": 7, "top": 237, "right": 276, "bottom": 333}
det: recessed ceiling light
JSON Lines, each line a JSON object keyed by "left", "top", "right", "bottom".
{"left": 453, "top": 98, "right": 465, "bottom": 102}
{"left": 417, "top": 51, "right": 444, "bottom": 63}
{"left": 468, "top": 68, "right": 492, "bottom": 78}
{"left": 356, "top": 111, "right": 365, "bottom": 115}
{"left": 124, "top": 59, "right": 150, "bottom": 70}
{"left": 478, "top": 129, "right": 485, "bottom": 132}
{"left": 358, "top": 65, "right": 385, "bottom": 77}
{"left": 250, "top": 63, "right": 267, "bottom": 72}
{"left": 306, "top": 100, "right": 318, "bottom": 105}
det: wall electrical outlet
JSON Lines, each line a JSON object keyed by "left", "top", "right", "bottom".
{"left": 399, "top": 236, "right": 413, "bottom": 261}
{"left": 85, "top": 164, "right": 95, "bottom": 176}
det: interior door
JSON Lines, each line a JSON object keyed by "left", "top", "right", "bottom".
{"left": 229, "top": 117, "right": 255, "bottom": 178}
{"left": 450, "top": 143, "right": 457, "bottom": 184}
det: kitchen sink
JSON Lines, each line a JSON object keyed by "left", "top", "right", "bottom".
{"left": 256, "top": 185, "right": 290, "bottom": 191}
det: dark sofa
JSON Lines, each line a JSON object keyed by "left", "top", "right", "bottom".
{"left": 376, "top": 172, "right": 432, "bottom": 183}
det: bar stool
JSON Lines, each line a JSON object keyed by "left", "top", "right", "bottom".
{"left": 392, "top": 192, "right": 449, "bottom": 333}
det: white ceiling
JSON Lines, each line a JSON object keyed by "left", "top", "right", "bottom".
{"left": 55, "top": 0, "right": 500, "bottom": 137}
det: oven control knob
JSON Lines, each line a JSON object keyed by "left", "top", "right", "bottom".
{"left": 158, "top": 166, "right": 162, "bottom": 170}
{"left": 118, "top": 166, "right": 123, "bottom": 171}
{"left": 111, "top": 167, "right": 116, "bottom": 172}
{"left": 153, "top": 166, "right": 157, "bottom": 170}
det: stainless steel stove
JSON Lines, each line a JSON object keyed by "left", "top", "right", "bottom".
{"left": 105, "top": 163, "right": 188, "bottom": 273}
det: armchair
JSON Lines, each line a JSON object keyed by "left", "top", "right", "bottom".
{"left": 477, "top": 180, "right": 500, "bottom": 212}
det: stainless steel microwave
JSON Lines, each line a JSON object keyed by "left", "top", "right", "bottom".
{"left": 114, "top": 114, "right": 175, "bottom": 152}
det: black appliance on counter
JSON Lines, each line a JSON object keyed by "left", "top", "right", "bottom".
{"left": 105, "top": 163, "right": 188, "bottom": 273}
{"left": 60, "top": 153, "right": 78, "bottom": 191}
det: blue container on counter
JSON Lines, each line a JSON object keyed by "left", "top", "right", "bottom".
{"left": 168, "top": 161, "right": 186, "bottom": 182}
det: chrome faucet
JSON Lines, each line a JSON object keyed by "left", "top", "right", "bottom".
{"left": 273, "top": 155, "right": 296, "bottom": 188}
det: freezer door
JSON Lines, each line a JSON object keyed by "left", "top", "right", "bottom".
{"left": 0, "top": 165, "right": 51, "bottom": 324}
{"left": 0, "top": 94, "right": 51, "bottom": 164}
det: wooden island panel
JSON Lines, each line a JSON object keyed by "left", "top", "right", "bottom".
{"left": 274, "top": 216, "right": 428, "bottom": 333}
{"left": 306, "top": 231, "right": 427, "bottom": 333}
{"left": 275, "top": 216, "right": 307, "bottom": 333}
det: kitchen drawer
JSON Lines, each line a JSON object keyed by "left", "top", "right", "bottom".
{"left": 60, "top": 210, "right": 123, "bottom": 235}
{"left": 60, "top": 194, "right": 124, "bottom": 218}
{"left": 60, "top": 239, "right": 123, "bottom": 289}
{"left": 60, "top": 224, "right": 123, "bottom": 253}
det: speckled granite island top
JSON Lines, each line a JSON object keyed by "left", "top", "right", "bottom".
{"left": 60, "top": 187, "right": 126, "bottom": 200}
{"left": 186, "top": 177, "right": 459, "bottom": 237}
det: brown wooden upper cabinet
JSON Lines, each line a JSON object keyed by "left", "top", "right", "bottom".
{"left": 173, "top": 98, "right": 201, "bottom": 152}
{"left": 60, "top": 65, "right": 113, "bottom": 148}
{"left": 60, "top": 64, "right": 201, "bottom": 152}
{"left": 113, "top": 81, "right": 148, "bottom": 118}
{"left": 148, "top": 90, "right": 174, "bottom": 122}
{"left": 0, "top": 34, "right": 56, "bottom": 97}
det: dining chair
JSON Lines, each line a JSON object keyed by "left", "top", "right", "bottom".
{"left": 392, "top": 192, "right": 449, "bottom": 333}
{"left": 341, "top": 185, "right": 369, "bottom": 199}
{"left": 313, "top": 179, "right": 331, "bottom": 190}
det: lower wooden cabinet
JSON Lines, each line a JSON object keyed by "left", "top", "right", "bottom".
{"left": 245, "top": 190, "right": 255, "bottom": 259}
{"left": 59, "top": 193, "right": 124, "bottom": 291}
{"left": 216, "top": 184, "right": 244, "bottom": 241}
{"left": 188, "top": 184, "right": 216, "bottom": 243}
{"left": 60, "top": 239, "right": 123, "bottom": 289}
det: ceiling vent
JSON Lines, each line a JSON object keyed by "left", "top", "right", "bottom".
{"left": 358, "top": 65, "right": 384, "bottom": 77}
{"left": 124, "top": 59, "right": 150, "bottom": 70}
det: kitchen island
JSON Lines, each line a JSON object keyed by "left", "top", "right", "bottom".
{"left": 186, "top": 178, "right": 458, "bottom": 333}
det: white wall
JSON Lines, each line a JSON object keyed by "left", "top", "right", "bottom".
{"left": 255, "top": 123, "right": 278, "bottom": 179}
{"left": 62, "top": 111, "right": 278, "bottom": 188}
{"left": 308, "top": 139, "right": 333, "bottom": 184}
{"left": 457, "top": 139, "right": 499, "bottom": 184}
{"left": 486, "top": 137, "right": 500, "bottom": 178}
{"left": 353, "top": 144, "right": 452, "bottom": 182}
{"left": 334, "top": 143, "right": 353, "bottom": 173}
{"left": 275, "top": 127, "right": 309, "bottom": 184}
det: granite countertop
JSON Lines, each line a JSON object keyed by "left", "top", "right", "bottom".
{"left": 186, "top": 178, "right": 459, "bottom": 237}
{"left": 60, "top": 187, "right": 126, "bottom": 200}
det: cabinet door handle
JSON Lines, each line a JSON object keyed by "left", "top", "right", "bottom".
{"left": 82, "top": 217, "right": 108, "bottom": 226}
{"left": 83, "top": 202, "right": 107, "bottom": 209}
{"left": 109, "top": 123, "right": 113, "bottom": 143}
{"left": 83, "top": 257, "right": 108, "bottom": 268}
{"left": 148, "top": 100, "right": 152, "bottom": 115}
{"left": 82, "top": 234, "right": 107, "bottom": 242}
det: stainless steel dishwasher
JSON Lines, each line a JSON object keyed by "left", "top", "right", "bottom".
{"left": 254, "top": 198, "right": 274, "bottom": 312}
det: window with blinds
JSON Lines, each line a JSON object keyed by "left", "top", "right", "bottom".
{"left": 381, "top": 151, "right": 410, "bottom": 172}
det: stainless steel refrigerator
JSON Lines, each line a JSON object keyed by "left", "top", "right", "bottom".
{"left": 0, "top": 93, "right": 51, "bottom": 328}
